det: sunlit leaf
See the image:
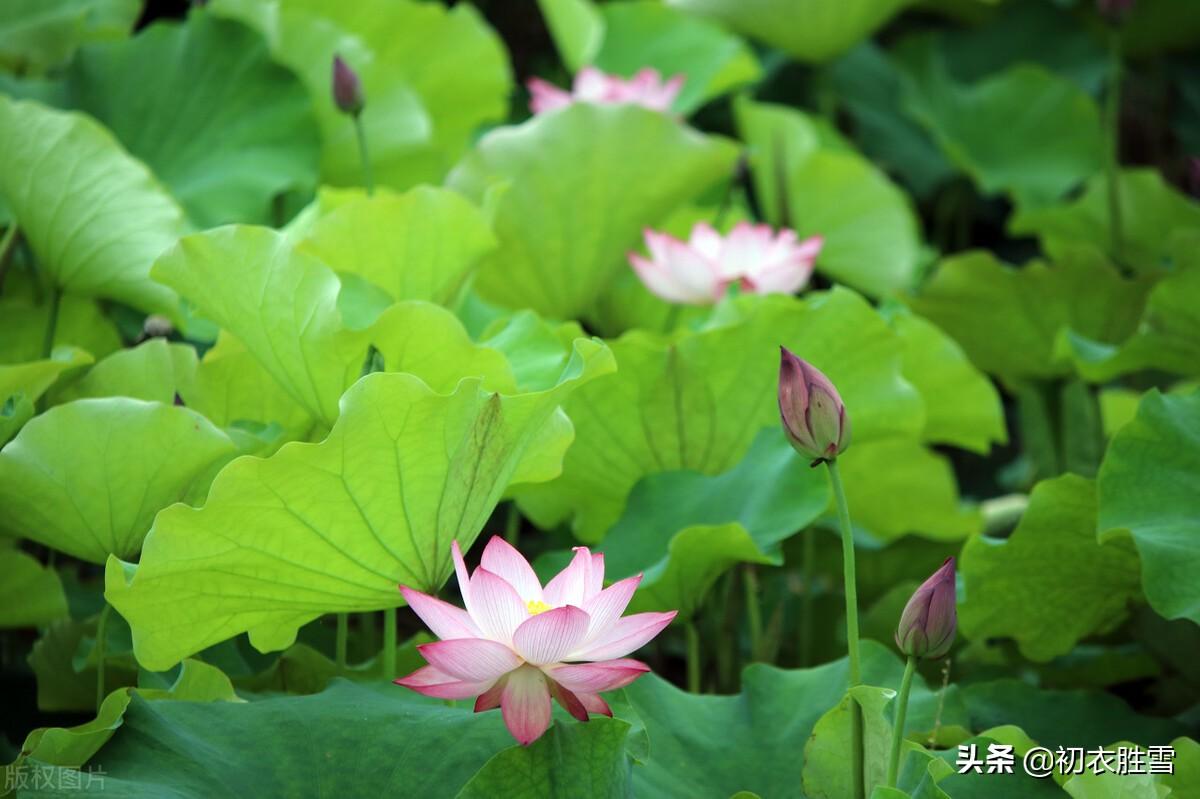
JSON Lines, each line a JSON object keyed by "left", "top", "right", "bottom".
{"left": 0, "top": 399, "right": 238, "bottom": 563}
{"left": 57, "top": 338, "right": 195, "bottom": 404}
{"left": 0, "top": 347, "right": 93, "bottom": 444}
{"left": 0, "top": 0, "right": 139, "bottom": 75}
{"left": 449, "top": 103, "right": 739, "bottom": 319}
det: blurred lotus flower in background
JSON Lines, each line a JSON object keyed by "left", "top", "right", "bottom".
{"left": 331, "top": 54, "right": 364, "bottom": 116}
{"left": 395, "top": 537, "right": 676, "bottom": 745}
{"left": 629, "top": 222, "right": 822, "bottom": 305}
{"left": 778, "top": 347, "right": 851, "bottom": 463}
{"left": 895, "top": 557, "right": 957, "bottom": 659}
{"left": 528, "top": 66, "right": 684, "bottom": 115}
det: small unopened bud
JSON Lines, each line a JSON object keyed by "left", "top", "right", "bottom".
{"left": 1097, "top": 0, "right": 1135, "bottom": 23}
{"left": 895, "top": 558, "right": 957, "bottom": 660}
{"left": 778, "top": 346, "right": 850, "bottom": 464}
{"left": 332, "top": 55, "right": 364, "bottom": 116}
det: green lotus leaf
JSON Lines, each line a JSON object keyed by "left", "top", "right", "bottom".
{"left": 535, "top": 0, "right": 604, "bottom": 70}
{"left": 837, "top": 439, "right": 980, "bottom": 543}
{"left": 908, "top": 250, "right": 1152, "bottom": 383}
{"left": 517, "top": 289, "right": 921, "bottom": 542}
{"left": 1062, "top": 751, "right": 1164, "bottom": 798}
{"left": 620, "top": 640, "right": 969, "bottom": 798}
{"left": 1010, "top": 169, "right": 1200, "bottom": 275}
{"left": 209, "top": 0, "right": 510, "bottom": 189}
{"left": 900, "top": 42, "right": 1104, "bottom": 204}
{"left": 479, "top": 312, "right": 589, "bottom": 393}
{"left": 934, "top": 727, "right": 1064, "bottom": 798}
{"left": 960, "top": 475, "right": 1142, "bottom": 661}
{"left": 586, "top": 1, "right": 760, "bottom": 114}
{"left": 0, "top": 398, "right": 238, "bottom": 563}
{"left": 1098, "top": 390, "right": 1200, "bottom": 625}
{"left": 0, "top": 347, "right": 93, "bottom": 444}
{"left": 0, "top": 0, "right": 139, "bottom": 75}
{"left": 17, "top": 681, "right": 634, "bottom": 798}
{"left": 803, "top": 684, "right": 893, "bottom": 799}
{"left": 152, "top": 225, "right": 370, "bottom": 426}
{"left": 448, "top": 102, "right": 739, "bottom": 319}
{"left": 0, "top": 97, "right": 187, "bottom": 317}
{"left": 54, "top": 10, "right": 319, "bottom": 227}
{"left": 297, "top": 186, "right": 495, "bottom": 306}
{"left": 0, "top": 548, "right": 68, "bottom": 628}
{"left": 735, "top": 97, "right": 921, "bottom": 298}
{"left": 56, "top": 338, "right": 196, "bottom": 404}
{"left": 106, "top": 343, "right": 614, "bottom": 670}
{"left": 28, "top": 617, "right": 138, "bottom": 712}
{"left": 666, "top": 0, "right": 910, "bottom": 63}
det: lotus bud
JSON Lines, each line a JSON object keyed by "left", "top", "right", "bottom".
{"left": 778, "top": 346, "right": 851, "bottom": 464}
{"left": 331, "top": 55, "right": 364, "bottom": 116}
{"left": 895, "top": 558, "right": 957, "bottom": 660}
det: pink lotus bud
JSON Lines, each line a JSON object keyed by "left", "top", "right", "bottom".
{"left": 778, "top": 347, "right": 850, "bottom": 463}
{"left": 331, "top": 55, "right": 364, "bottom": 116}
{"left": 895, "top": 558, "right": 957, "bottom": 660}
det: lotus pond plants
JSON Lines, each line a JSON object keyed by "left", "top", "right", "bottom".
{"left": 1, "top": 0, "right": 1199, "bottom": 797}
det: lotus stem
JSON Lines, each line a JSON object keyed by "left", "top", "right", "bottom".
{"left": 336, "top": 612, "right": 348, "bottom": 670}
{"left": 743, "top": 565, "right": 763, "bottom": 662}
{"left": 1105, "top": 27, "right": 1124, "bottom": 266}
{"left": 354, "top": 115, "right": 375, "bottom": 196}
{"left": 0, "top": 223, "right": 18, "bottom": 294}
{"left": 383, "top": 606, "right": 397, "bottom": 680}
{"left": 685, "top": 621, "right": 701, "bottom": 693}
{"left": 41, "top": 285, "right": 60, "bottom": 359}
{"left": 95, "top": 603, "right": 112, "bottom": 713}
{"left": 825, "top": 457, "right": 864, "bottom": 799}
{"left": 886, "top": 656, "right": 918, "bottom": 788}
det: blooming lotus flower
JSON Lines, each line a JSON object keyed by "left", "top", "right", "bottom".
{"left": 395, "top": 536, "right": 676, "bottom": 745}
{"left": 629, "top": 222, "right": 822, "bottom": 305}
{"left": 528, "top": 66, "right": 684, "bottom": 115}
{"left": 895, "top": 557, "right": 957, "bottom": 660}
{"left": 331, "top": 54, "right": 364, "bottom": 116}
{"left": 778, "top": 347, "right": 851, "bottom": 463}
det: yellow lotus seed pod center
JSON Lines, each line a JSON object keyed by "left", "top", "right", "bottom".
{"left": 526, "top": 599, "right": 552, "bottom": 616}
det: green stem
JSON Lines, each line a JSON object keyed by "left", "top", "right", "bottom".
{"left": 353, "top": 114, "right": 375, "bottom": 196}
{"left": 825, "top": 458, "right": 864, "bottom": 799}
{"left": 41, "top": 285, "right": 61, "bottom": 359}
{"left": 336, "top": 613, "right": 348, "bottom": 670}
{"left": 0, "top": 223, "right": 18, "bottom": 294}
{"left": 743, "top": 565, "right": 763, "bottom": 662}
{"left": 504, "top": 502, "right": 520, "bottom": 546}
{"left": 663, "top": 303, "right": 682, "bottom": 334}
{"left": 685, "top": 621, "right": 701, "bottom": 694}
{"left": 95, "top": 603, "right": 112, "bottom": 713}
{"left": 886, "top": 656, "right": 918, "bottom": 788}
{"left": 1104, "top": 27, "right": 1124, "bottom": 266}
{"left": 800, "top": 526, "right": 815, "bottom": 666}
{"left": 382, "top": 607, "right": 396, "bottom": 680}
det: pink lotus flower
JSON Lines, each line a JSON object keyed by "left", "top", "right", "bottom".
{"left": 395, "top": 536, "right": 676, "bottom": 745}
{"left": 629, "top": 221, "right": 823, "bottom": 305}
{"left": 528, "top": 66, "right": 684, "bottom": 115}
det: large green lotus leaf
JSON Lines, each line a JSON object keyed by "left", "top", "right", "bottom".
{"left": 1010, "top": 169, "right": 1200, "bottom": 275}
{"left": 0, "top": 283, "right": 120, "bottom": 366}
{"left": 665, "top": 0, "right": 909, "bottom": 63}
{"left": 1098, "top": 390, "right": 1200, "bottom": 625}
{"left": 56, "top": 11, "right": 319, "bottom": 227}
{"left": 837, "top": 438, "right": 980, "bottom": 543}
{"left": 588, "top": 1, "right": 760, "bottom": 114}
{"left": 56, "top": 339, "right": 196, "bottom": 405}
{"left": 210, "top": 0, "right": 509, "bottom": 189}
{"left": 959, "top": 475, "right": 1142, "bottom": 661}
{"left": 106, "top": 346, "right": 614, "bottom": 670}
{"left": 174, "top": 332, "right": 313, "bottom": 443}
{"left": 1161, "top": 737, "right": 1200, "bottom": 796}
{"left": 17, "top": 681, "right": 633, "bottom": 799}
{"left": 0, "top": 0, "right": 139, "bottom": 74}
{"left": 153, "top": 225, "right": 369, "bottom": 426}
{"left": 961, "top": 680, "right": 1186, "bottom": 750}
{"left": 825, "top": 43, "right": 955, "bottom": 198}
{"left": 621, "top": 640, "right": 970, "bottom": 798}
{"left": 0, "top": 347, "right": 93, "bottom": 444}
{"left": 908, "top": 250, "right": 1152, "bottom": 383}
{"left": 0, "top": 399, "right": 237, "bottom": 563}
{"left": 899, "top": 41, "right": 1104, "bottom": 204}
{"left": 535, "top": 0, "right": 604, "bottom": 71}
{"left": 448, "top": 103, "right": 739, "bottom": 319}
{"left": 1063, "top": 758, "right": 1163, "bottom": 799}
{"left": 370, "top": 302, "right": 515, "bottom": 394}
{"left": 29, "top": 617, "right": 139, "bottom": 712}
{"left": 516, "top": 290, "right": 921, "bottom": 542}
{"left": 803, "top": 685, "right": 893, "bottom": 798}
{"left": 884, "top": 305, "right": 1005, "bottom": 453}
{"left": 735, "top": 97, "right": 921, "bottom": 298}
{"left": 479, "top": 312, "right": 589, "bottom": 394}
{"left": 0, "top": 97, "right": 186, "bottom": 317}
{"left": 297, "top": 186, "right": 495, "bottom": 306}
{"left": 934, "top": 727, "right": 1064, "bottom": 798}
{"left": 0, "top": 548, "right": 68, "bottom": 627}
